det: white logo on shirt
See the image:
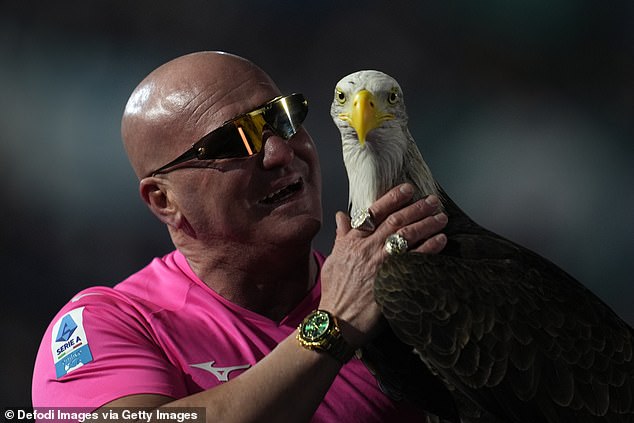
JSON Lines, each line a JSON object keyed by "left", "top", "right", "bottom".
{"left": 190, "top": 361, "right": 251, "bottom": 382}
{"left": 71, "top": 292, "right": 103, "bottom": 302}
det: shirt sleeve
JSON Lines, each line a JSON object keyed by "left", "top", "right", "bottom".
{"left": 32, "top": 287, "right": 188, "bottom": 409}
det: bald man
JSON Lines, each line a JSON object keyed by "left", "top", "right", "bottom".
{"left": 32, "top": 51, "right": 448, "bottom": 422}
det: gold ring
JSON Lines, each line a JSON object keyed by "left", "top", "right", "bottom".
{"left": 384, "top": 233, "right": 408, "bottom": 255}
{"left": 351, "top": 208, "right": 376, "bottom": 232}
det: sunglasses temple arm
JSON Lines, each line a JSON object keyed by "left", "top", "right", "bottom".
{"left": 147, "top": 148, "right": 199, "bottom": 177}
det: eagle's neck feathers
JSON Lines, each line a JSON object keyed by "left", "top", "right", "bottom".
{"left": 343, "top": 126, "right": 442, "bottom": 216}
{"left": 402, "top": 129, "right": 442, "bottom": 206}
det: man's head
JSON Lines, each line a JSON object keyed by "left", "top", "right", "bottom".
{"left": 122, "top": 51, "right": 281, "bottom": 179}
{"left": 121, "top": 51, "right": 322, "bottom": 253}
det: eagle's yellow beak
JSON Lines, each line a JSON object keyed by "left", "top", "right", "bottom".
{"left": 339, "top": 90, "right": 394, "bottom": 147}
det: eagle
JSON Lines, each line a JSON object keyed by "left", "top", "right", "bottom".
{"left": 330, "top": 70, "right": 634, "bottom": 423}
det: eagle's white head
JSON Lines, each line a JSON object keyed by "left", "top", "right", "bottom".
{"left": 330, "top": 70, "right": 438, "bottom": 216}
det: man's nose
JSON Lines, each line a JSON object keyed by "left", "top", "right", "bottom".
{"left": 262, "top": 135, "right": 294, "bottom": 169}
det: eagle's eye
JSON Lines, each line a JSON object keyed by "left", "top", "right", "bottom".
{"left": 388, "top": 89, "right": 399, "bottom": 104}
{"left": 335, "top": 88, "right": 346, "bottom": 104}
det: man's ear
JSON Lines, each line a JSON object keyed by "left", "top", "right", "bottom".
{"left": 139, "top": 177, "right": 182, "bottom": 228}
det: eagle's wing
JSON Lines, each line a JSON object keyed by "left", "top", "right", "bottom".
{"left": 359, "top": 328, "right": 461, "bottom": 421}
{"left": 375, "top": 241, "right": 634, "bottom": 423}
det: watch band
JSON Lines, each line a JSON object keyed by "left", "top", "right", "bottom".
{"left": 326, "top": 329, "right": 356, "bottom": 364}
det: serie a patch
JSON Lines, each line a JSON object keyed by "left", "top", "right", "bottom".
{"left": 51, "top": 307, "right": 93, "bottom": 378}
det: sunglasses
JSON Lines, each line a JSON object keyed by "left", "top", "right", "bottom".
{"left": 147, "top": 93, "right": 308, "bottom": 177}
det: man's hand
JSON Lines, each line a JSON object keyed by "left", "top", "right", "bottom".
{"left": 319, "top": 183, "right": 448, "bottom": 348}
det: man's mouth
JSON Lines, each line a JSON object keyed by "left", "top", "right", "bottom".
{"left": 260, "top": 178, "right": 304, "bottom": 205}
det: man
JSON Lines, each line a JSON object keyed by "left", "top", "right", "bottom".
{"left": 32, "top": 51, "right": 448, "bottom": 422}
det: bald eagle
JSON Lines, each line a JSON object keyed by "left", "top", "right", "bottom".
{"left": 331, "top": 70, "right": 633, "bottom": 423}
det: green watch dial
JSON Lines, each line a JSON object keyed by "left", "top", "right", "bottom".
{"left": 301, "top": 311, "right": 331, "bottom": 341}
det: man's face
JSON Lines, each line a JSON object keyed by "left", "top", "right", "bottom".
{"left": 163, "top": 75, "right": 323, "bottom": 248}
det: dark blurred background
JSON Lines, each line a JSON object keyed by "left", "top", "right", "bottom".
{"left": 2, "top": 0, "right": 632, "bottom": 407}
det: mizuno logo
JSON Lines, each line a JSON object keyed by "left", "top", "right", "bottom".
{"left": 71, "top": 292, "right": 103, "bottom": 302}
{"left": 190, "top": 361, "right": 251, "bottom": 382}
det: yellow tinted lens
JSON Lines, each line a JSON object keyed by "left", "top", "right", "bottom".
{"left": 233, "top": 114, "right": 266, "bottom": 155}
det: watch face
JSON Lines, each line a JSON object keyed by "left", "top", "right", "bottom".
{"left": 302, "top": 311, "right": 331, "bottom": 341}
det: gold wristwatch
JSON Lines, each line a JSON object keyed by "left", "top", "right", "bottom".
{"left": 297, "top": 310, "right": 355, "bottom": 364}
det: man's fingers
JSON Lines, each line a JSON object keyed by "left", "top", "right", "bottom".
{"left": 397, "top": 210, "right": 447, "bottom": 247}
{"left": 343, "top": 184, "right": 448, "bottom": 256}
{"left": 413, "top": 233, "right": 448, "bottom": 254}
{"left": 335, "top": 211, "right": 352, "bottom": 238}
{"left": 365, "top": 184, "right": 416, "bottom": 227}
{"left": 381, "top": 195, "right": 442, "bottom": 233}
{"left": 372, "top": 191, "right": 448, "bottom": 256}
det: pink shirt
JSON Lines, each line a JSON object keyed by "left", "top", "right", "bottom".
{"left": 32, "top": 250, "right": 423, "bottom": 421}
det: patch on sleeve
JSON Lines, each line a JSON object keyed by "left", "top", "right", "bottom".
{"left": 51, "top": 307, "right": 93, "bottom": 378}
